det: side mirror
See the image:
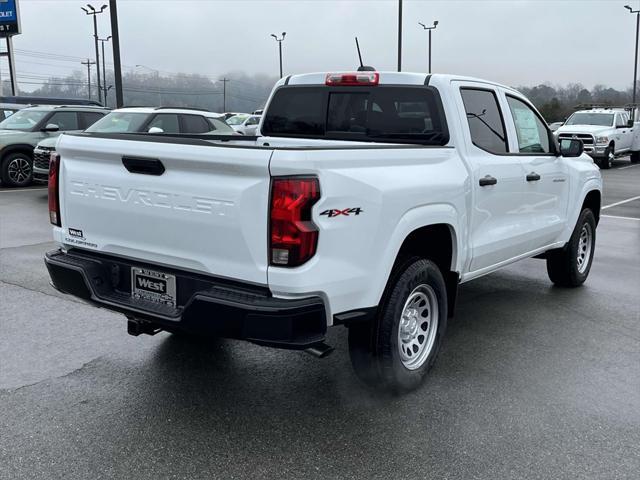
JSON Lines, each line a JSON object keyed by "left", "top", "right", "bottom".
{"left": 628, "top": 119, "right": 635, "bottom": 128}
{"left": 559, "top": 138, "right": 583, "bottom": 158}
{"left": 42, "top": 123, "right": 60, "bottom": 132}
{"left": 148, "top": 126, "right": 164, "bottom": 134}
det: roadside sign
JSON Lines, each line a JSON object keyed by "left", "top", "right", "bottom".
{"left": 0, "top": 0, "right": 20, "bottom": 37}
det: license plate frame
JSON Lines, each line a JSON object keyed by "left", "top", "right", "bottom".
{"left": 131, "top": 267, "right": 177, "bottom": 308}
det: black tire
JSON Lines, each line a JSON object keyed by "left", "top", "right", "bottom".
{"left": 631, "top": 151, "right": 639, "bottom": 163}
{"left": 1, "top": 152, "right": 33, "bottom": 187}
{"left": 599, "top": 145, "right": 613, "bottom": 169}
{"left": 546, "top": 209, "right": 596, "bottom": 287}
{"left": 348, "top": 257, "right": 448, "bottom": 393}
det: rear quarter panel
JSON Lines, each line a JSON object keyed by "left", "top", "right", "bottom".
{"left": 268, "top": 146, "right": 469, "bottom": 320}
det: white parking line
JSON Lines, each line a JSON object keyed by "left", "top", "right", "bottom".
{"left": 601, "top": 214, "right": 640, "bottom": 222}
{"left": 602, "top": 195, "right": 640, "bottom": 210}
{"left": 0, "top": 187, "right": 47, "bottom": 193}
{"left": 616, "top": 164, "right": 640, "bottom": 170}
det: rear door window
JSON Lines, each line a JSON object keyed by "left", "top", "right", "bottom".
{"left": 262, "top": 86, "right": 448, "bottom": 145}
{"left": 147, "top": 114, "right": 180, "bottom": 134}
{"left": 460, "top": 88, "right": 508, "bottom": 154}
{"left": 181, "top": 114, "right": 211, "bottom": 133}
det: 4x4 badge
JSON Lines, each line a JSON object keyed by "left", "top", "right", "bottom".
{"left": 320, "top": 208, "right": 363, "bottom": 218}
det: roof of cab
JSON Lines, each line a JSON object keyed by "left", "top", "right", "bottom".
{"left": 282, "top": 71, "right": 520, "bottom": 94}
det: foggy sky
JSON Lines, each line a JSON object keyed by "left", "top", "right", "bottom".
{"left": 7, "top": 0, "right": 640, "bottom": 90}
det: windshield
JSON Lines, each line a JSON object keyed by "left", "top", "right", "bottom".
{"left": 565, "top": 112, "right": 614, "bottom": 127}
{"left": 226, "top": 114, "right": 249, "bottom": 125}
{"left": 262, "top": 86, "right": 449, "bottom": 145}
{"left": 85, "top": 112, "right": 150, "bottom": 133}
{"left": 0, "top": 110, "right": 48, "bottom": 131}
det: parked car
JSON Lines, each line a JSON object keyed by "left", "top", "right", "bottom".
{"left": 0, "top": 103, "right": 24, "bottom": 122}
{"left": 0, "top": 105, "right": 109, "bottom": 187}
{"left": 222, "top": 112, "right": 245, "bottom": 120}
{"left": 252, "top": 109, "right": 264, "bottom": 115}
{"left": 32, "top": 136, "right": 61, "bottom": 183}
{"left": 33, "top": 108, "right": 236, "bottom": 182}
{"left": 84, "top": 107, "right": 235, "bottom": 135}
{"left": 226, "top": 113, "right": 261, "bottom": 135}
{"left": 548, "top": 121, "right": 563, "bottom": 132}
{"left": 555, "top": 108, "right": 638, "bottom": 169}
{"left": 45, "top": 71, "right": 601, "bottom": 393}
{"left": 0, "top": 95, "right": 103, "bottom": 107}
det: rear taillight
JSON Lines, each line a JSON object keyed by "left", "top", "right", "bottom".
{"left": 325, "top": 72, "right": 379, "bottom": 86}
{"left": 48, "top": 153, "right": 61, "bottom": 226}
{"left": 270, "top": 177, "right": 320, "bottom": 267}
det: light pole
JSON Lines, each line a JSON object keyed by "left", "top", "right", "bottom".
{"left": 397, "top": 0, "right": 403, "bottom": 71}
{"left": 98, "top": 35, "right": 111, "bottom": 106}
{"left": 136, "top": 64, "right": 162, "bottom": 105}
{"left": 625, "top": 5, "right": 640, "bottom": 106}
{"left": 418, "top": 21, "right": 439, "bottom": 74}
{"left": 81, "top": 4, "right": 108, "bottom": 105}
{"left": 270, "top": 32, "right": 286, "bottom": 78}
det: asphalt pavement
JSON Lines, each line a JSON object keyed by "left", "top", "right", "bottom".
{"left": 1, "top": 160, "right": 639, "bottom": 480}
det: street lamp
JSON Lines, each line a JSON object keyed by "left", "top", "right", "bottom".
{"left": 270, "top": 32, "right": 286, "bottom": 78}
{"left": 418, "top": 20, "right": 439, "bottom": 74}
{"left": 625, "top": 5, "right": 640, "bottom": 107}
{"left": 98, "top": 35, "right": 111, "bottom": 106}
{"left": 81, "top": 3, "right": 108, "bottom": 105}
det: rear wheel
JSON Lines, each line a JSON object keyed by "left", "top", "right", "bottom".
{"left": 348, "top": 258, "right": 448, "bottom": 393}
{"left": 1, "top": 152, "right": 33, "bottom": 187}
{"left": 546, "top": 209, "right": 596, "bottom": 287}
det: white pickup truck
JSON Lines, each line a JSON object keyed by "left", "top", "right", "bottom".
{"left": 45, "top": 72, "right": 602, "bottom": 392}
{"left": 555, "top": 107, "right": 639, "bottom": 169}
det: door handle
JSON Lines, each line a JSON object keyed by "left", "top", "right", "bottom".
{"left": 479, "top": 175, "right": 497, "bottom": 187}
{"left": 122, "top": 156, "right": 165, "bottom": 176}
{"left": 526, "top": 172, "right": 541, "bottom": 182}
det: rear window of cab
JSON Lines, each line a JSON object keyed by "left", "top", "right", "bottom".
{"left": 262, "top": 86, "right": 449, "bottom": 146}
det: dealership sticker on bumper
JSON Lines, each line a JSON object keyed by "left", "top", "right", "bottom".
{"left": 131, "top": 267, "right": 177, "bottom": 307}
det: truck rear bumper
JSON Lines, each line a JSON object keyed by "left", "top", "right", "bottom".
{"left": 44, "top": 249, "right": 327, "bottom": 349}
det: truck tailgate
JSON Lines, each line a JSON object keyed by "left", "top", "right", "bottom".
{"left": 56, "top": 134, "right": 273, "bottom": 285}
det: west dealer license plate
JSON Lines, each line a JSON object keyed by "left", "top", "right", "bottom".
{"left": 131, "top": 267, "right": 177, "bottom": 307}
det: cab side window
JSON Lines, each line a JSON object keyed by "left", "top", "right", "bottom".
{"left": 506, "top": 96, "right": 551, "bottom": 154}
{"left": 460, "top": 88, "right": 508, "bottom": 154}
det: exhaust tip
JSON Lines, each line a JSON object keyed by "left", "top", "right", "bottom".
{"left": 305, "top": 342, "right": 334, "bottom": 359}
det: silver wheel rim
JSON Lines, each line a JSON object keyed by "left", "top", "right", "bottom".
{"left": 397, "top": 284, "right": 439, "bottom": 370}
{"left": 577, "top": 222, "right": 593, "bottom": 274}
{"left": 7, "top": 157, "right": 31, "bottom": 185}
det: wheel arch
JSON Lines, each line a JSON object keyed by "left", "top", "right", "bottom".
{"left": 0, "top": 144, "right": 36, "bottom": 160}
{"left": 382, "top": 219, "right": 461, "bottom": 318}
{"left": 582, "top": 189, "right": 601, "bottom": 225}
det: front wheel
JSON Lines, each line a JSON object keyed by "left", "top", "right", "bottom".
{"left": 348, "top": 258, "right": 448, "bottom": 393}
{"left": 1, "top": 153, "right": 33, "bottom": 187}
{"left": 599, "top": 145, "right": 613, "bottom": 169}
{"left": 631, "top": 151, "right": 639, "bottom": 163}
{"left": 546, "top": 209, "right": 596, "bottom": 287}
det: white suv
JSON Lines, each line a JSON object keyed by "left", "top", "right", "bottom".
{"left": 84, "top": 107, "right": 234, "bottom": 135}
